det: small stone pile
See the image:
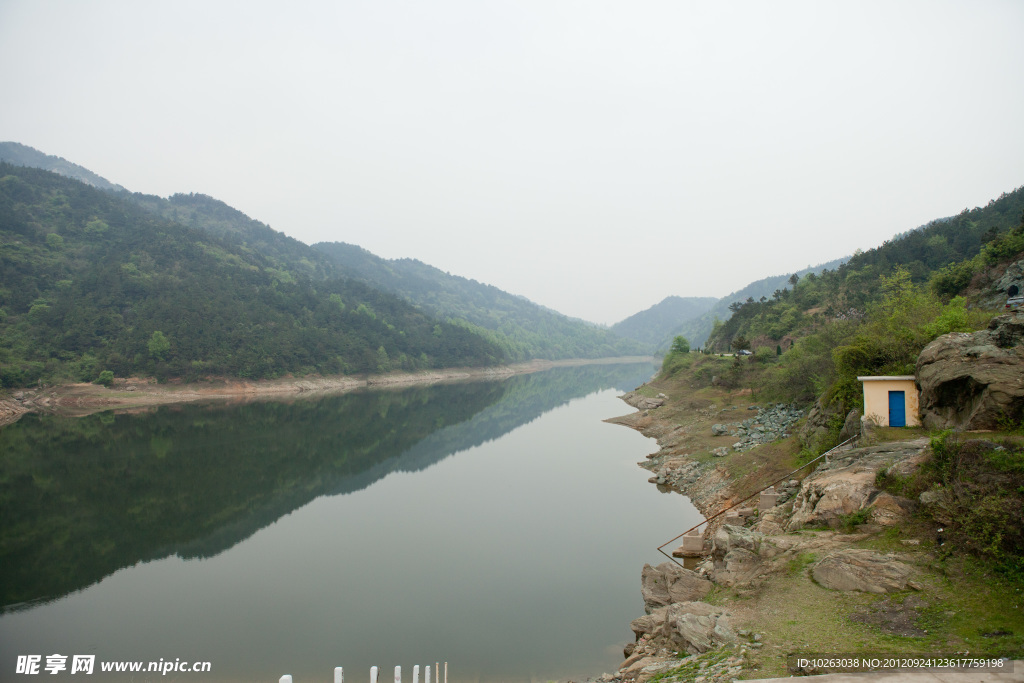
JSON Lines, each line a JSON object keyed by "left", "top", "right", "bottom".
{"left": 710, "top": 404, "right": 803, "bottom": 454}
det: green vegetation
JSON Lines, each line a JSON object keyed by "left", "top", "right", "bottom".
{"left": 0, "top": 164, "right": 506, "bottom": 386}
{"left": 659, "top": 257, "right": 848, "bottom": 351}
{"left": 701, "top": 187, "right": 1024, "bottom": 421}
{"left": 838, "top": 508, "right": 872, "bottom": 532}
{"left": 313, "top": 242, "right": 646, "bottom": 361}
{"left": 895, "top": 432, "right": 1024, "bottom": 576}
{"left": 786, "top": 552, "right": 818, "bottom": 576}
{"left": 660, "top": 336, "right": 696, "bottom": 377}
{"left": 609, "top": 296, "right": 717, "bottom": 350}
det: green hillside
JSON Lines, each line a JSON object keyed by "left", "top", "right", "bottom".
{"left": 0, "top": 164, "right": 505, "bottom": 387}
{"left": 706, "top": 186, "right": 1024, "bottom": 356}
{"left": 2, "top": 142, "right": 647, "bottom": 367}
{"left": 609, "top": 296, "right": 718, "bottom": 350}
{"left": 313, "top": 241, "right": 646, "bottom": 361}
{"left": 127, "top": 191, "right": 341, "bottom": 283}
{"left": 657, "top": 258, "right": 849, "bottom": 350}
{"left": 0, "top": 141, "right": 127, "bottom": 193}
{"left": 659, "top": 184, "right": 1024, "bottom": 429}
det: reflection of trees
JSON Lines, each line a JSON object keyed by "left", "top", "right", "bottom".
{"left": 0, "top": 362, "right": 655, "bottom": 610}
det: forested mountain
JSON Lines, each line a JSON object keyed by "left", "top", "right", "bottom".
{"left": 313, "top": 241, "right": 646, "bottom": 361}
{"left": 656, "top": 258, "right": 849, "bottom": 350}
{"left": 2, "top": 142, "right": 647, "bottom": 368}
{"left": 0, "top": 142, "right": 127, "bottom": 193}
{"left": 609, "top": 296, "right": 718, "bottom": 350}
{"left": 127, "top": 191, "right": 341, "bottom": 282}
{"left": 0, "top": 164, "right": 505, "bottom": 386}
{"left": 705, "top": 185, "right": 1024, "bottom": 355}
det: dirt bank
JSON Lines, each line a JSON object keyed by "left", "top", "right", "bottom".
{"left": 0, "top": 356, "right": 655, "bottom": 427}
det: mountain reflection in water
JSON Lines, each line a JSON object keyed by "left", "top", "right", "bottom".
{"left": 0, "top": 362, "right": 700, "bottom": 683}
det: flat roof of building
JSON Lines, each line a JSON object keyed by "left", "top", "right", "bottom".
{"left": 857, "top": 375, "right": 916, "bottom": 381}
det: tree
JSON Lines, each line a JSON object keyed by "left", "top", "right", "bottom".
{"left": 670, "top": 336, "right": 690, "bottom": 354}
{"left": 148, "top": 331, "right": 171, "bottom": 361}
{"left": 731, "top": 336, "right": 750, "bottom": 352}
{"left": 789, "top": 273, "right": 800, "bottom": 286}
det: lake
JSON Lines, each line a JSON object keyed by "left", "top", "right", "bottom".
{"left": 0, "top": 362, "right": 702, "bottom": 683}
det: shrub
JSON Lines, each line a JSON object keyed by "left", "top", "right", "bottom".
{"left": 95, "top": 370, "right": 114, "bottom": 387}
{"left": 921, "top": 432, "right": 1024, "bottom": 574}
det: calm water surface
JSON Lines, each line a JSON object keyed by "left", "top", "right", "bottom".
{"left": 0, "top": 363, "right": 701, "bottom": 683}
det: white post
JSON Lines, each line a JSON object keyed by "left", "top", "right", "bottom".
{"left": 425, "top": 666, "right": 431, "bottom": 683}
{"left": 335, "top": 668, "right": 343, "bottom": 683}
{"left": 279, "top": 677, "right": 292, "bottom": 683}
{"left": 444, "top": 662, "right": 448, "bottom": 683}
{"left": 413, "top": 665, "right": 419, "bottom": 683}
{"left": 371, "top": 666, "right": 378, "bottom": 683}
{"left": 395, "top": 666, "right": 401, "bottom": 683}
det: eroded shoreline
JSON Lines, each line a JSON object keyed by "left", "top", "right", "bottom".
{"left": 0, "top": 356, "right": 655, "bottom": 427}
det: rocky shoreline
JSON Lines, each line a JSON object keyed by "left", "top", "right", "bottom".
{"left": 595, "top": 382, "right": 993, "bottom": 683}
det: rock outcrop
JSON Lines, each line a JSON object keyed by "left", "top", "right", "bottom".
{"left": 640, "top": 562, "right": 713, "bottom": 613}
{"left": 798, "top": 397, "right": 845, "bottom": 450}
{"left": 811, "top": 549, "right": 915, "bottom": 593}
{"left": 916, "top": 314, "right": 1024, "bottom": 430}
{"left": 786, "top": 439, "right": 927, "bottom": 531}
{"left": 630, "top": 601, "right": 737, "bottom": 656}
{"left": 709, "top": 524, "right": 779, "bottom": 588}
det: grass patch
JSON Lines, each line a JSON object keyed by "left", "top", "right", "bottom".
{"left": 647, "top": 647, "right": 734, "bottom": 683}
{"left": 787, "top": 552, "right": 818, "bottom": 576}
{"left": 838, "top": 508, "right": 872, "bottom": 532}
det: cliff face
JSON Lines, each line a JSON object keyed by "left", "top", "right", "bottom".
{"left": 916, "top": 313, "right": 1024, "bottom": 430}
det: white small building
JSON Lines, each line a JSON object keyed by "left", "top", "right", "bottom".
{"left": 857, "top": 375, "right": 920, "bottom": 427}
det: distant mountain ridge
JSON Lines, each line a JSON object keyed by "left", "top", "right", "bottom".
{"left": 313, "top": 241, "right": 645, "bottom": 361}
{"left": 662, "top": 257, "right": 849, "bottom": 350}
{"left": 0, "top": 142, "right": 127, "bottom": 193}
{"left": 0, "top": 143, "right": 645, "bottom": 385}
{"left": 609, "top": 296, "right": 718, "bottom": 350}
{"left": 0, "top": 163, "right": 505, "bottom": 386}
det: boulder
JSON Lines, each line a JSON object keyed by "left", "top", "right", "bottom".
{"left": 636, "top": 396, "right": 666, "bottom": 410}
{"left": 640, "top": 562, "right": 713, "bottom": 613}
{"left": 786, "top": 440, "right": 929, "bottom": 531}
{"left": 798, "top": 398, "right": 844, "bottom": 450}
{"left": 711, "top": 423, "right": 729, "bottom": 436}
{"left": 916, "top": 314, "right": 1024, "bottom": 430}
{"left": 980, "top": 257, "right": 1024, "bottom": 308}
{"left": 838, "top": 409, "right": 861, "bottom": 442}
{"left": 811, "top": 549, "right": 914, "bottom": 593}
{"left": 630, "top": 602, "right": 737, "bottom": 656}
{"left": 709, "top": 524, "right": 778, "bottom": 587}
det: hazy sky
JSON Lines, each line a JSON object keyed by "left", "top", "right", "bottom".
{"left": 2, "top": 1, "right": 1022, "bottom": 324}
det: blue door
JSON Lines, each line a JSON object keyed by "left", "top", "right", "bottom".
{"left": 888, "top": 391, "right": 906, "bottom": 427}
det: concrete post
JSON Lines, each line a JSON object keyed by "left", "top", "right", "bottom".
{"left": 759, "top": 486, "right": 779, "bottom": 511}
{"left": 681, "top": 528, "right": 703, "bottom": 553}
{"left": 335, "top": 668, "right": 343, "bottom": 683}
